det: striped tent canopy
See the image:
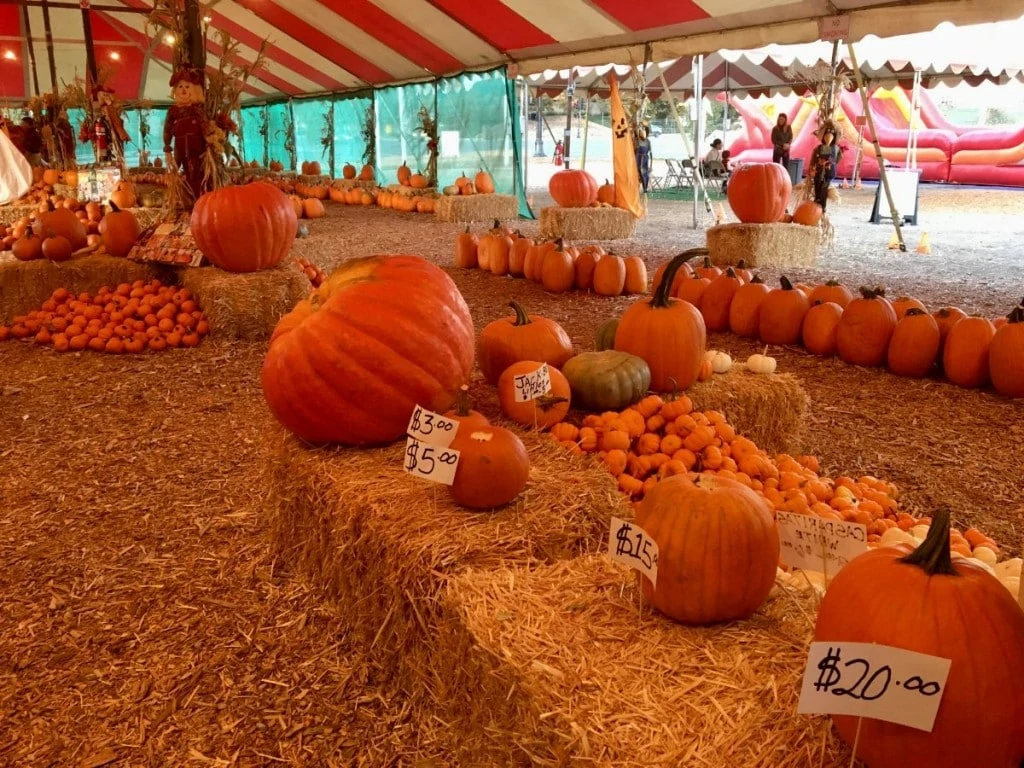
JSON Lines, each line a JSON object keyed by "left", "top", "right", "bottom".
{"left": 527, "top": 18, "right": 1024, "bottom": 99}
{"left": 0, "top": 0, "right": 1021, "bottom": 104}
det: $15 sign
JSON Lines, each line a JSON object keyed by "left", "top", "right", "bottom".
{"left": 797, "top": 641, "right": 951, "bottom": 731}
{"left": 607, "top": 517, "right": 658, "bottom": 587}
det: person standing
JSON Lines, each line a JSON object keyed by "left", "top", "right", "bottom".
{"left": 771, "top": 114, "right": 793, "bottom": 167}
{"left": 20, "top": 116, "right": 43, "bottom": 166}
{"left": 811, "top": 130, "right": 842, "bottom": 211}
{"left": 635, "top": 127, "right": 652, "bottom": 193}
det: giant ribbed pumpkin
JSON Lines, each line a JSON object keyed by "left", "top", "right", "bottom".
{"left": 726, "top": 163, "right": 792, "bottom": 224}
{"left": 614, "top": 248, "right": 707, "bottom": 392}
{"left": 636, "top": 473, "right": 780, "bottom": 624}
{"left": 548, "top": 169, "right": 599, "bottom": 208}
{"left": 191, "top": 182, "right": 297, "bottom": 272}
{"left": 262, "top": 255, "right": 475, "bottom": 445}
{"left": 814, "top": 508, "right": 1024, "bottom": 768}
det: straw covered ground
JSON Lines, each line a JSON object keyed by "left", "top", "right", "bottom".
{"left": 178, "top": 263, "right": 310, "bottom": 339}
{"left": 433, "top": 193, "right": 519, "bottom": 223}
{"left": 265, "top": 423, "right": 625, "bottom": 696}
{"left": 1, "top": 183, "right": 1022, "bottom": 764}
{"left": 706, "top": 222, "right": 821, "bottom": 268}
{"left": 434, "top": 555, "right": 848, "bottom": 766}
{"left": 539, "top": 206, "right": 638, "bottom": 240}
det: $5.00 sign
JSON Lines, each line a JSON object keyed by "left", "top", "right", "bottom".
{"left": 512, "top": 363, "right": 552, "bottom": 403}
{"left": 404, "top": 405, "right": 460, "bottom": 485}
{"left": 607, "top": 517, "right": 658, "bottom": 587}
{"left": 798, "top": 641, "right": 951, "bottom": 731}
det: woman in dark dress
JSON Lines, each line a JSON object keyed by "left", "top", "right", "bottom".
{"left": 771, "top": 114, "right": 793, "bottom": 166}
{"left": 811, "top": 131, "right": 842, "bottom": 211}
{"left": 635, "top": 127, "right": 652, "bottom": 193}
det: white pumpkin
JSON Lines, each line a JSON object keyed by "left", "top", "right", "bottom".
{"left": 746, "top": 352, "right": 777, "bottom": 374}
{"left": 704, "top": 350, "right": 733, "bottom": 374}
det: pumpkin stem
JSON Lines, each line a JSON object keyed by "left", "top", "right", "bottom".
{"left": 702, "top": 255, "right": 714, "bottom": 269}
{"left": 508, "top": 301, "right": 532, "bottom": 326}
{"left": 858, "top": 286, "right": 877, "bottom": 300}
{"left": 780, "top": 275, "right": 793, "bottom": 290}
{"left": 492, "top": 218, "right": 501, "bottom": 230}
{"left": 825, "top": 278, "right": 842, "bottom": 287}
{"left": 653, "top": 248, "right": 709, "bottom": 308}
{"left": 904, "top": 307, "right": 926, "bottom": 317}
{"left": 725, "top": 267, "right": 736, "bottom": 278}
{"left": 452, "top": 384, "right": 473, "bottom": 417}
{"left": 900, "top": 508, "right": 958, "bottom": 576}
{"left": 535, "top": 394, "right": 569, "bottom": 411}
{"left": 736, "top": 259, "right": 748, "bottom": 270}
{"left": 750, "top": 274, "right": 764, "bottom": 284}
{"left": 1008, "top": 306, "right": 1024, "bottom": 324}
{"left": 109, "top": 201, "right": 121, "bottom": 213}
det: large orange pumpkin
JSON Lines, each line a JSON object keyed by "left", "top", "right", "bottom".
{"left": 801, "top": 301, "right": 843, "bottom": 357}
{"left": 809, "top": 279, "right": 854, "bottom": 308}
{"left": 449, "top": 425, "right": 530, "bottom": 509}
{"left": 34, "top": 201, "right": 87, "bottom": 250}
{"left": 728, "top": 275, "right": 770, "bottom": 337}
{"left": 635, "top": 474, "right": 780, "bottom": 624}
{"left": 726, "top": 163, "right": 792, "bottom": 224}
{"left": 791, "top": 200, "right": 823, "bottom": 226}
{"left": 477, "top": 301, "right": 573, "bottom": 386}
{"left": 836, "top": 287, "right": 897, "bottom": 367}
{"left": 700, "top": 268, "right": 743, "bottom": 332}
{"left": 99, "top": 202, "right": 141, "bottom": 258}
{"left": 887, "top": 308, "right": 940, "bottom": 378}
{"left": 814, "top": 508, "right": 1024, "bottom": 768}
{"left": 988, "top": 306, "right": 1024, "bottom": 397}
{"left": 548, "top": 169, "right": 599, "bottom": 208}
{"left": 758, "top": 275, "right": 810, "bottom": 346}
{"left": 191, "top": 182, "right": 297, "bottom": 272}
{"left": 614, "top": 248, "right": 707, "bottom": 392}
{"left": 262, "top": 256, "right": 475, "bottom": 445}
{"left": 942, "top": 315, "right": 995, "bottom": 389}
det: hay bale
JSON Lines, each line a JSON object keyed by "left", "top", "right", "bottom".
{"left": 539, "top": 206, "right": 638, "bottom": 240}
{"left": 0, "top": 254, "right": 170, "bottom": 324}
{"left": 433, "top": 194, "right": 518, "bottom": 223}
{"left": 331, "top": 179, "right": 376, "bottom": 190}
{"left": 0, "top": 205, "right": 39, "bottom": 228}
{"left": 264, "top": 427, "right": 625, "bottom": 691}
{"left": 53, "top": 183, "right": 78, "bottom": 199}
{"left": 297, "top": 174, "right": 331, "bottom": 185}
{"left": 177, "top": 263, "right": 309, "bottom": 339}
{"left": 689, "top": 367, "right": 808, "bottom": 454}
{"left": 385, "top": 184, "right": 435, "bottom": 197}
{"left": 435, "top": 555, "right": 848, "bottom": 766}
{"left": 706, "top": 222, "right": 820, "bottom": 268}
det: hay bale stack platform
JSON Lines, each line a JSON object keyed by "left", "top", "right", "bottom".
{"left": 331, "top": 179, "right": 377, "bottom": 190}
{"left": 688, "top": 367, "right": 808, "bottom": 454}
{"left": 0, "top": 205, "right": 38, "bottom": 228}
{"left": 433, "top": 193, "right": 518, "bottom": 223}
{"left": 434, "top": 555, "right": 849, "bottom": 766}
{"left": 707, "top": 222, "right": 820, "bottom": 268}
{"left": 264, "top": 427, "right": 625, "bottom": 690}
{"left": 540, "top": 206, "right": 638, "bottom": 240}
{"left": 385, "top": 184, "right": 436, "bottom": 197}
{"left": 177, "top": 263, "right": 309, "bottom": 340}
{"left": 0, "top": 253, "right": 170, "bottom": 324}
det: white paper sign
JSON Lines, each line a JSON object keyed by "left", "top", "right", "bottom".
{"left": 512, "top": 363, "right": 551, "bottom": 403}
{"left": 777, "top": 512, "right": 867, "bottom": 575}
{"left": 798, "top": 642, "right": 951, "bottom": 732}
{"left": 607, "top": 517, "right": 659, "bottom": 587}
{"left": 403, "top": 437, "right": 460, "bottom": 485}
{"left": 406, "top": 405, "right": 459, "bottom": 447}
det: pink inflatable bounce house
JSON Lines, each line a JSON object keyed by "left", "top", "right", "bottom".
{"left": 727, "top": 86, "right": 1024, "bottom": 187}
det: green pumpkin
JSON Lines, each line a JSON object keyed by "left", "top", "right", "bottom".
{"left": 595, "top": 317, "right": 619, "bottom": 351}
{"left": 561, "top": 351, "right": 651, "bottom": 412}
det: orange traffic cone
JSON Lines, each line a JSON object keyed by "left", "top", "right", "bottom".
{"left": 887, "top": 232, "right": 900, "bottom": 250}
{"left": 854, "top": 179, "right": 863, "bottom": 190}
{"left": 715, "top": 202, "right": 727, "bottom": 224}
{"left": 915, "top": 232, "right": 931, "bottom": 255}
{"left": 841, "top": 178, "right": 850, "bottom": 189}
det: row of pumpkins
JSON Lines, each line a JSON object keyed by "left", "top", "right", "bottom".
{"left": 639, "top": 252, "right": 1023, "bottom": 397}
{"left": 257, "top": 252, "right": 1024, "bottom": 768}
{"left": 2, "top": 198, "right": 143, "bottom": 261}
{"left": 454, "top": 222, "right": 648, "bottom": 296}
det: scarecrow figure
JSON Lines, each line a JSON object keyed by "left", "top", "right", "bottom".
{"left": 80, "top": 84, "right": 129, "bottom": 164}
{"left": 163, "top": 67, "right": 208, "bottom": 204}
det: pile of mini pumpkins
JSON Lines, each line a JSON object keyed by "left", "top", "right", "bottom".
{"left": 441, "top": 169, "right": 496, "bottom": 197}
{"left": 2, "top": 197, "right": 142, "bottom": 261}
{"left": 453, "top": 220, "right": 648, "bottom": 296}
{"left": 0, "top": 280, "right": 209, "bottom": 352}
{"left": 294, "top": 257, "right": 326, "bottom": 290}
{"left": 649, "top": 253, "right": 1023, "bottom": 398}
{"left": 547, "top": 168, "right": 619, "bottom": 209}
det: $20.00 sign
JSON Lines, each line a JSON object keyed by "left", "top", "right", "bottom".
{"left": 798, "top": 641, "right": 951, "bottom": 731}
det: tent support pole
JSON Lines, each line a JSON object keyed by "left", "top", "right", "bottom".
{"left": 848, "top": 41, "right": 905, "bottom": 251}
{"left": 693, "top": 54, "right": 706, "bottom": 228}
{"left": 656, "top": 69, "right": 712, "bottom": 225}
{"left": 521, "top": 79, "right": 529, "bottom": 192}
{"left": 580, "top": 90, "right": 590, "bottom": 170}
{"left": 40, "top": 0, "right": 57, "bottom": 94}
{"left": 20, "top": 4, "right": 41, "bottom": 97}
{"left": 533, "top": 86, "right": 545, "bottom": 157}
{"left": 563, "top": 72, "right": 573, "bottom": 168}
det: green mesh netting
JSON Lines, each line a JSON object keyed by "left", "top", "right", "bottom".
{"left": 334, "top": 91, "right": 373, "bottom": 178}
{"left": 292, "top": 97, "right": 333, "bottom": 175}
{"left": 239, "top": 104, "right": 267, "bottom": 165}
{"left": 267, "top": 101, "right": 293, "bottom": 171}
{"left": 375, "top": 81, "right": 435, "bottom": 187}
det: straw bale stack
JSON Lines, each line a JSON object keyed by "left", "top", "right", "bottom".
{"left": 331, "top": 179, "right": 377, "bottom": 190}
{"left": 385, "top": 184, "right": 436, "bottom": 197}
{"left": 540, "top": 206, "right": 638, "bottom": 240}
{"left": 433, "top": 194, "right": 518, "bottom": 223}
{"left": 0, "top": 253, "right": 169, "bottom": 324}
{"left": 177, "top": 262, "right": 309, "bottom": 339}
{"left": 264, "top": 427, "right": 626, "bottom": 689}
{"left": 706, "top": 222, "right": 820, "bottom": 268}
{"left": 434, "top": 555, "right": 849, "bottom": 766}
{"left": 689, "top": 367, "right": 809, "bottom": 454}
{"left": 0, "top": 205, "right": 38, "bottom": 228}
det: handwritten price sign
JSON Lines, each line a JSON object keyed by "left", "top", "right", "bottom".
{"left": 404, "top": 437, "right": 460, "bottom": 485}
{"left": 512, "top": 363, "right": 552, "bottom": 403}
{"left": 777, "top": 512, "right": 867, "bottom": 575}
{"left": 406, "top": 405, "right": 459, "bottom": 447}
{"left": 607, "top": 517, "right": 659, "bottom": 587}
{"left": 798, "top": 642, "right": 951, "bottom": 731}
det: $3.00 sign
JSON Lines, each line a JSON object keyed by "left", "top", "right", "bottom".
{"left": 404, "top": 405, "right": 461, "bottom": 485}
{"left": 798, "top": 641, "right": 952, "bottom": 731}
{"left": 607, "top": 517, "right": 658, "bottom": 587}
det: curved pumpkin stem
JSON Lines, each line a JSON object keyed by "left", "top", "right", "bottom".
{"left": 452, "top": 384, "right": 473, "bottom": 417}
{"left": 535, "top": 394, "right": 569, "bottom": 411}
{"left": 652, "top": 247, "right": 709, "bottom": 308}
{"left": 508, "top": 301, "right": 532, "bottom": 326}
{"left": 904, "top": 307, "right": 927, "bottom": 317}
{"left": 1007, "top": 305, "right": 1024, "bottom": 324}
{"left": 858, "top": 286, "right": 879, "bottom": 300}
{"left": 736, "top": 258, "right": 748, "bottom": 270}
{"left": 901, "top": 508, "right": 958, "bottom": 576}
{"left": 109, "top": 201, "right": 122, "bottom": 214}
{"left": 779, "top": 275, "right": 794, "bottom": 290}
{"left": 750, "top": 274, "right": 764, "bottom": 284}
{"left": 725, "top": 267, "right": 736, "bottom": 278}
{"left": 702, "top": 255, "right": 714, "bottom": 269}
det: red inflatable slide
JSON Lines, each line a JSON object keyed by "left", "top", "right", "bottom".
{"left": 728, "top": 86, "right": 1024, "bottom": 187}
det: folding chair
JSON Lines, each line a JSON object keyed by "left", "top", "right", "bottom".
{"left": 647, "top": 160, "right": 666, "bottom": 192}
{"left": 677, "top": 158, "right": 696, "bottom": 187}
